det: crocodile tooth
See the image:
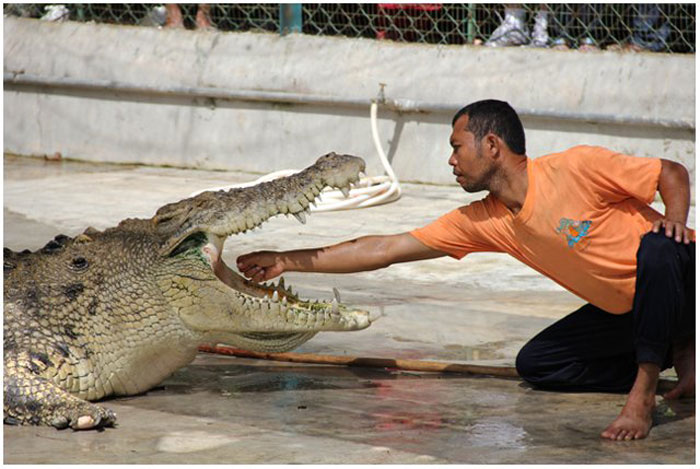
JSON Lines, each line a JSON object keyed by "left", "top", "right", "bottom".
{"left": 289, "top": 200, "right": 303, "bottom": 213}
{"left": 272, "top": 291, "right": 279, "bottom": 302}
{"left": 279, "top": 277, "right": 285, "bottom": 289}
{"left": 292, "top": 212, "right": 306, "bottom": 224}
{"left": 282, "top": 296, "right": 287, "bottom": 305}
{"left": 331, "top": 298, "right": 339, "bottom": 313}
{"left": 332, "top": 287, "right": 341, "bottom": 303}
{"left": 340, "top": 187, "right": 350, "bottom": 198}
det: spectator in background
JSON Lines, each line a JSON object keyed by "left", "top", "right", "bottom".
{"left": 484, "top": 4, "right": 549, "bottom": 48}
{"left": 165, "top": 4, "right": 215, "bottom": 31}
{"left": 613, "top": 4, "right": 671, "bottom": 52}
{"left": 549, "top": 4, "right": 604, "bottom": 51}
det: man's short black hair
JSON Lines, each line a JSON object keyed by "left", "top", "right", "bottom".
{"left": 452, "top": 100, "right": 526, "bottom": 155}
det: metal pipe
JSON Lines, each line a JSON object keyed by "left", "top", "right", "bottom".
{"left": 466, "top": 3, "right": 476, "bottom": 44}
{"left": 279, "top": 3, "right": 303, "bottom": 36}
{"left": 4, "top": 72, "right": 694, "bottom": 130}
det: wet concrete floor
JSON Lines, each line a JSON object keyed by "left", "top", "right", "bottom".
{"left": 3, "top": 154, "right": 695, "bottom": 463}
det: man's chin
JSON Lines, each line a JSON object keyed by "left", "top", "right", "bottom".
{"left": 460, "top": 183, "right": 482, "bottom": 193}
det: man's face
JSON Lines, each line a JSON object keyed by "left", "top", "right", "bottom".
{"left": 448, "top": 115, "right": 496, "bottom": 193}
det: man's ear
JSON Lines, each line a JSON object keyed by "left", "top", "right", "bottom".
{"left": 482, "top": 133, "right": 501, "bottom": 159}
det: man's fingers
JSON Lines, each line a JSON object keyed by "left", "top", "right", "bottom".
{"left": 236, "top": 254, "right": 254, "bottom": 270}
{"left": 253, "top": 269, "right": 268, "bottom": 283}
{"left": 242, "top": 265, "right": 262, "bottom": 279}
{"left": 670, "top": 223, "right": 690, "bottom": 243}
{"left": 664, "top": 221, "right": 675, "bottom": 239}
{"left": 657, "top": 220, "right": 694, "bottom": 244}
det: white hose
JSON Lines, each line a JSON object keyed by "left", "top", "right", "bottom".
{"left": 190, "top": 101, "right": 402, "bottom": 212}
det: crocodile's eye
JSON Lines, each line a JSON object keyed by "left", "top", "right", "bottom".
{"left": 70, "top": 256, "right": 89, "bottom": 272}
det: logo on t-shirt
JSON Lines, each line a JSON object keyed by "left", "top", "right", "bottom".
{"left": 556, "top": 218, "right": 592, "bottom": 248}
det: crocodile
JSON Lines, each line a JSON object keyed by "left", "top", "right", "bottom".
{"left": 4, "top": 152, "right": 371, "bottom": 430}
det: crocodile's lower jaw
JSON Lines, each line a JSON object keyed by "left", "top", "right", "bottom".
{"left": 204, "top": 236, "right": 370, "bottom": 331}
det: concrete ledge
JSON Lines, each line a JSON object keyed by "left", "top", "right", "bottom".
{"left": 3, "top": 17, "right": 696, "bottom": 186}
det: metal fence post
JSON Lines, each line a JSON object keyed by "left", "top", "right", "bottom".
{"left": 280, "top": 3, "right": 302, "bottom": 36}
{"left": 466, "top": 4, "right": 476, "bottom": 44}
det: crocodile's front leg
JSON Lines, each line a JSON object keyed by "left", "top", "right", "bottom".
{"left": 4, "top": 354, "right": 117, "bottom": 430}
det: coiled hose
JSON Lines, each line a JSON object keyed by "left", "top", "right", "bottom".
{"left": 190, "top": 100, "right": 401, "bottom": 211}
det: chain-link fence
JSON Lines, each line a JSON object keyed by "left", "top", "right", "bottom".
{"left": 5, "top": 3, "right": 695, "bottom": 53}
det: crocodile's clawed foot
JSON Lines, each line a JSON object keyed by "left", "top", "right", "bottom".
{"left": 51, "top": 404, "right": 117, "bottom": 430}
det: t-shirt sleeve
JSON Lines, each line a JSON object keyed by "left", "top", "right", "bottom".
{"left": 576, "top": 146, "right": 662, "bottom": 205}
{"left": 410, "top": 202, "right": 498, "bottom": 260}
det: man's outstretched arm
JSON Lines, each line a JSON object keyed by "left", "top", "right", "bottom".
{"left": 236, "top": 232, "right": 445, "bottom": 282}
{"left": 654, "top": 159, "right": 693, "bottom": 244}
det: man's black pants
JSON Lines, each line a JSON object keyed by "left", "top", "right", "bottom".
{"left": 516, "top": 232, "right": 696, "bottom": 393}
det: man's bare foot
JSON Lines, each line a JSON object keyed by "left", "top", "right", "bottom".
{"left": 601, "top": 393, "right": 655, "bottom": 440}
{"left": 664, "top": 337, "right": 695, "bottom": 400}
{"left": 601, "top": 363, "right": 659, "bottom": 441}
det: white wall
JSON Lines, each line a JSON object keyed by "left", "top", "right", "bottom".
{"left": 4, "top": 17, "right": 695, "bottom": 189}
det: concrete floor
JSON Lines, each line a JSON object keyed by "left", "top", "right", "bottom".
{"left": 3, "top": 154, "right": 695, "bottom": 464}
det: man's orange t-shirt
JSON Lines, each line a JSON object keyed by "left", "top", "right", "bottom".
{"left": 410, "top": 145, "right": 669, "bottom": 314}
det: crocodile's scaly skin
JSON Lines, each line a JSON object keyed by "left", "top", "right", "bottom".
{"left": 4, "top": 153, "right": 370, "bottom": 430}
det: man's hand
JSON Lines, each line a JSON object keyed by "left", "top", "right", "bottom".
{"left": 651, "top": 219, "right": 695, "bottom": 244}
{"left": 237, "top": 251, "right": 285, "bottom": 283}
{"left": 656, "top": 160, "right": 693, "bottom": 244}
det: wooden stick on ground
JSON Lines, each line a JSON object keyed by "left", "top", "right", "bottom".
{"left": 198, "top": 345, "right": 681, "bottom": 393}
{"left": 198, "top": 344, "right": 521, "bottom": 378}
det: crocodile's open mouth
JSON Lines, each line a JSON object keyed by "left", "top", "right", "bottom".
{"left": 162, "top": 153, "right": 372, "bottom": 331}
